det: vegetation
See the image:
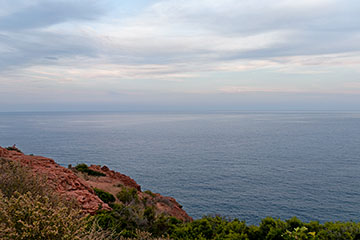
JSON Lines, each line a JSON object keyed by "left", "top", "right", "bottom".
{"left": 144, "top": 190, "right": 157, "bottom": 198}
{"left": 6, "top": 145, "right": 22, "bottom": 153}
{"left": 0, "top": 158, "right": 87, "bottom": 239}
{"left": 0, "top": 191, "right": 86, "bottom": 240}
{"left": 0, "top": 158, "right": 48, "bottom": 198}
{"left": 94, "top": 188, "right": 116, "bottom": 204}
{"left": 89, "top": 185, "right": 183, "bottom": 238}
{"left": 75, "top": 163, "right": 106, "bottom": 177}
{"left": 93, "top": 204, "right": 180, "bottom": 239}
{"left": 2, "top": 157, "right": 360, "bottom": 239}
{"left": 88, "top": 212, "right": 360, "bottom": 239}
{"left": 117, "top": 186, "right": 139, "bottom": 205}
{"left": 167, "top": 216, "right": 360, "bottom": 240}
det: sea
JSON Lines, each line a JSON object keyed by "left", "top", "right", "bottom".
{"left": 0, "top": 111, "right": 359, "bottom": 225}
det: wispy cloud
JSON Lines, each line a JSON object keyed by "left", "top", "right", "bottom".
{"left": 0, "top": 0, "right": 360, "bottom": 110}
{"left": 0, "top": 0, "right": 104, "bottom": 30}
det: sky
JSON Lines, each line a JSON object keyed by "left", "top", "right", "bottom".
{"left": 0, "top": 0, "right": 360, "bottom": 111}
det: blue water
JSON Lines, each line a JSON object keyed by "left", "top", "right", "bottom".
{"left": 0, "top": 111, "right": 359, "bottom": 224}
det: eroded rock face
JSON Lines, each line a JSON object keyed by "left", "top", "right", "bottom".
{"left": 83, "top": 165, "right": 193, "bottom": 221}
{"left": 0, "top": 146, "right": 110, "bottom": 213}
{"left": 89, "top": 165, "right": 141, "bottom": 191}
{"left": 0, "top": 146, "right": 192, "bottom": 221}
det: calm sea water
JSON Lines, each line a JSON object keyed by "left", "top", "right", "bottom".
{"left": 0, "top": 111, "right": 359, "bottom": 224}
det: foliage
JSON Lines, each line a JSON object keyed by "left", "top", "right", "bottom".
{"left": 144, "top": 190, "right": 157, "bottom": 198}
{"left": 0, "top": 158, "right": 88, "bottom": 239}
{"left": 75, "top": 163, "right": 106, "bottom": 177}
{"left": 170, "top": 216, "right": 248, "bottom": 240}
{"left": 0, "top": 191, "right": 86, "bottom": 240}
{"left": 116, "top": 186, "right": 139, "bottom": 205}
{"left": 168, "top": 216, "right": 360, "bottom": 240}
{"left": 0, "top": 158, "right": 49, "bottom": 198}
{"left": 81, "top": 219, "right": 115, "bottom": 240}
{"left": 94, "top": 188, "right": 116, "bottom": 204}
{"left": 118, "top": 229, "right": 170, "bottom": 240}
{"left": 2, "top": 157, "right": 360, "bottom": 239}
{"left": 6, "top": 146, "right": 22, "bottom": 153}
{"left": 91, "top": 184, "right": 183, "bottom": 238}
{"left": 0, "top": 158, "right": 79, "bottom": 208}
{"left": 283, "top": 226, "right": 315, "bottom": 240}
{"left": 92, "top": 200, "right": 180, "bottom": 238}
{"left": 1, "top": 157, "right": 81, "bottom": 207}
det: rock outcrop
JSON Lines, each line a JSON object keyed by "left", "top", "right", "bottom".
{"left": 0, "top": 146, "right": 192, "bottom": 222}
{"left": 0, "top": 146, "right": 111, "bottom": 213}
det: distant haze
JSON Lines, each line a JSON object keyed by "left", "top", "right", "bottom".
{"left": 1, "top": 0, "right": 360, "bottom": 111}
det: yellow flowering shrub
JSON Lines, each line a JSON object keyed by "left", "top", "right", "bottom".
{"left": 0, "top": 191, "right": 86, "bottom": 240}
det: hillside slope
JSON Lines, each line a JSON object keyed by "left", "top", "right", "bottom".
{"left": 0, "top": 146, "right": 192, "bottom": 222}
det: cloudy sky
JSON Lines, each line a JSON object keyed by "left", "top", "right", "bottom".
{"left": 1, "top": 0, "right": 360, "bottom": 111}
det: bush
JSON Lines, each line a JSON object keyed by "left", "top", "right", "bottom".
{"left": 144, "top": 207, "right": 156, "bottom": 222}
{"left": 117, "top": 187, "right": 139, "bottom": 205}
{"left": 0, "top": 191, "right": 86, "bottom": 240}
{"left": 3, "top": 156, "right": 360, "bottom": 239}
{"left": 5, "top": 146, "right": 22, "bottom": 153}
{"left": 169, "top": 216, "right": 360, "bottom": 240}
{"left": 93, "top": 206, "right": 178, "bottom": 239}
{"left": 0, "top": 158, "right": 49, "bottom": 199}
{"left": 0, "top": 157, "right": 95, "bottom": 239}
{"left": 144, "top": 190, "right": 157, "bottom": 198}
{"left": 75, "top": 163, "right": 106, "bottom": 177}
{"left": 282, "top": 226, "right": 315, "bottom": 240}
{"left": 91, "top": 187, "right": 181, "bottom": 238}
{"left": 94, "top": 188, "right": 116, "bottom": 204}
{"left": 170, "top": 215, "right": 247, "bottom": 239}
{"left": 81, "top": 220, "right": 115, "bottom": 240}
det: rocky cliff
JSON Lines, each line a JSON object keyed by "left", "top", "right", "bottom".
{"left": 0, "top": 146, "right": 192, "bottom": 222}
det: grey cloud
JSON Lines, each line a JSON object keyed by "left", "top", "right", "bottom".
{"left": 153, "top": 0, "right": 360, "bottom": 35}
{"left": 220, "top": 31, "right": 360, "bottom": 61}
{"left": 1, "top": 0, "right": 360, "bottom": 75}
{"left": 91, "top": 0, "right": 360, "bottom": 67}
{"left": 0, "top": 0, "right": 104, "bottom": 30}
{"left": 0, "top": 30, "right": 98, "bottom": 70}
{"left": 126, "top": 0, "right": 359, "bottom": 63}
{"left": 0, "top": 0, "right": 106, "bottom": 70}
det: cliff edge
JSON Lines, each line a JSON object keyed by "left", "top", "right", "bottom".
{"left": 0, "top": 146, "right": 192, "bottom": 222}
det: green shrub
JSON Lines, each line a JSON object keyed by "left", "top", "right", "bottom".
{"left": 316, "top": 221, "right": 360, "bottom": 240}
{"left": 75, "top": 163, "right": 106, "bottom": 177}
{"left": 169, "top": 216, "right": 248, "bottom": 239}
{"left": 94, "top": 188, "right": 116, "bottom": 204}
{"left": 282, "top": 226, "right": 315, "bottom": 240}
{"left": 93, "top": 205, "right": 178, "bottom": 239}
{"left": 117, "top": 187, "right": 139, "bottom": 205}
{"left": 169, "top": 216, "right": 360, "bottom": 240}
{"left": 144, "top": 207, "right": 156, "bottom": 222}
{"left": 5, "top": 146, "right": 22, "bottom": 153}
{"left": 144, "top": 190, "right": 157, "bottom": 198}
{"left": 258, "top": 216, "right": 286, "bottom": 239}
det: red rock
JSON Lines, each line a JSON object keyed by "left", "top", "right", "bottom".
{"left": 0, "top": 146, "right": 110, "bottom": 214}
{"left": 0, "top": 146, "right": 192, "bottom": 221}
{"left": 89, "top": 164, "right": 141, "bottom": 191}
